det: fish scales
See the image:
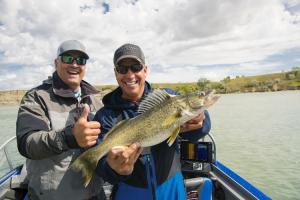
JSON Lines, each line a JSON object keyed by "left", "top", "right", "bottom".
{"left": 71, "top": 89, "right": 220, "bottom": 187}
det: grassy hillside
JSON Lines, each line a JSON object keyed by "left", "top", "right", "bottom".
{"left": 152, "top": 70, "right": 300, "bottom": 94}
{"left": 222, "top": 71, "right": 300, "bottom": 93}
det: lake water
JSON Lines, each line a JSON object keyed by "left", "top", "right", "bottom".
{"left": 0, "top": 90, "right": 300, "bottom": 199}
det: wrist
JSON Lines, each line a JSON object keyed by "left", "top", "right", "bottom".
{"left": 63, "top": 125, "right": 80, "bottom": 149}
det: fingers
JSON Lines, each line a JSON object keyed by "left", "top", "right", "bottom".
{"left": 122, "top": 143, "right": 141, "bottom": 158}
{"left": 110, "top": 146, "right": 127, "bottom": 160}
{"left": 85, "top": 121, "right": 101, "bottom": 129}
{"left": 86, "top": 140, "right": 97, "bottom": 147}
{"left": 107, "top": 148, "right": 128, "bottom": 174}
{"left": 107, "top": 143, "right": 142, "bottom": 175}
{"left": 110, "top": 144, "right": 141, "bottom": 162}
{"left": 133, "top": 146, "right": 143, "bottom": 162}
{"left": 86, "top": 135, "right": 99, "bottom": 142}
{"left": 72, "top": 120, "right": 101, "bottom": 148}
{"left": 187, "top": 113, "right": 205, "bottom": 124}
{"left": 83, "top": 126, "right": 101, "bottom": 136}
{"left": 182, "top": 122, "right": 202, "bottom": 131}
{"left": 124, "top": 143, "right": 142, "bottom": 164}
{"left": 181, "top": 113, "right": 205, "bottom": 132}
{"left": 76, "top": 135, "right": 99, "bottom": 148}
{"left": 72, "top": 104, "right": 101, "bottom": 148}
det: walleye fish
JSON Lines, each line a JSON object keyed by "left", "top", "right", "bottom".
{"left": 71, "top": 89, "right": 220, "bottom": 186}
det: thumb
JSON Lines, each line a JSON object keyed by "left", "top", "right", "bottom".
{"left": 80, "top": 104, "right": 90, "bottom": 120}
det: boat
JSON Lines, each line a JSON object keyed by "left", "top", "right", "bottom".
{"left": 0, "top": 134, "right": 271, "bottom": 200}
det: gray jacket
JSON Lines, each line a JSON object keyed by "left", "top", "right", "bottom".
{"left": 16, "top": 72, "right": 105, "bottom": 200}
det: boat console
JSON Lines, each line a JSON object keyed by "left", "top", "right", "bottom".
{"left": 180, "top": 139, "right": 214, "bottom": 200}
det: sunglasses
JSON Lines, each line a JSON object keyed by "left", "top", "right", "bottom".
{"left": 115, "top": 64, "right": 144, "bottom": 74}
{"left": 60, "top": 55, "right": 87, "bottom": 65}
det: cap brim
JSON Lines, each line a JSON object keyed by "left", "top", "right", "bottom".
{"left": 58, "top": 50, "right": 89, "bottom": 59}
{"left": 115, "top": 55, "right": 143, "bottom": 65}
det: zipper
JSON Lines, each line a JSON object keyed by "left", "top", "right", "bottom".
{"left": 146, "top": 154, "right": 156, "bottom": 200}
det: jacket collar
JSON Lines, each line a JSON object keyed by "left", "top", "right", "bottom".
{"left": 45, "top": 71, "right": 99, "bottom": 98}
{"left": 102, "top": 81, "right": 152, "bottom": 109}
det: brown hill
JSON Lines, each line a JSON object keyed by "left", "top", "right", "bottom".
{"left": 0, "top": 89, "right": 112, "bottom": 106}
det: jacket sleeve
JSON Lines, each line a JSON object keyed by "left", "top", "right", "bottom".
{"left": 93, "top": 109, "right": 129, "bottom": 184}
{"left": 16, "top": 90, "right": 80, "bottom": 160}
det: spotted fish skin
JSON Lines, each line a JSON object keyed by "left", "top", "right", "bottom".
{"left": 71, "top": 89, "right": 220, "bottom": 187}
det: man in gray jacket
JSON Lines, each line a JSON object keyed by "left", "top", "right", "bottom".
{"left": 16, "top": 40, "right": 105, "bottom": 200}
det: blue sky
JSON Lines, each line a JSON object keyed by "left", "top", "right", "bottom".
{"left": 0, "top": 0, "right": 300, "bottom": 90}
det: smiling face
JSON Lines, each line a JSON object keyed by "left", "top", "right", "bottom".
{"left": 115, "top": 58, "right": 148, "bottom": 102}
{"left": 55, "top": 50, "right": 87, "bottom": 91}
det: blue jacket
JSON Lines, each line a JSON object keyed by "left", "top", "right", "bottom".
{"left": 94, "top": 82, "right": 211, "bottom": 200}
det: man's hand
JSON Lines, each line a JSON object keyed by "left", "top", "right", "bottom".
{"left": 107, "top": 143, "right": 143, "bottom": 175}
{"left": 72, "top": 104, "right": 101, "bottom": 148}
{"left": 180, "top": 112, "right": 205, "bottom": 133}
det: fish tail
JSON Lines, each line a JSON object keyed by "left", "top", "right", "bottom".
{"left": 70, "top": 146, "right": 107, "bottom": 187}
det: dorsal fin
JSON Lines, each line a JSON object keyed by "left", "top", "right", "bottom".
{"left": 103, "top": 119, "right": 130, "bottom": 139}
{"left": 138, "top": 89, "right": 172, "bottom": 114}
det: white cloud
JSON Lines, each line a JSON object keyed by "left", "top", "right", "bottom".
{"left": 0, "top": 0, "right": 300, "bottom": 90}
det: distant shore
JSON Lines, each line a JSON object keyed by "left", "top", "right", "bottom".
{"left": 2, "top": 69, "right": 300, "bottom": 105}
{"left": 1, "top": 87, "right": 299, "bottom": 106}
{"left": 0, "top": 89, "right": 111, "bottom": 106}
{"left": 0, "top": 90, "right": 27, "bottom": 105}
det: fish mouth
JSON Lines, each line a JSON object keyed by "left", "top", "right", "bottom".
{"left": 203, "top": 89, "right": 214, "bottom": 96}
{"left": 187, "top": 90, "right": 220, "bottom": 110}
{"left": 204, "top": 94, "right": 221, "bottom": 107}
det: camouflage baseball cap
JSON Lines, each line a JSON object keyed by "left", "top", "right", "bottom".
{"left": 113, "top": 43, "right": 145, "bottom": 66}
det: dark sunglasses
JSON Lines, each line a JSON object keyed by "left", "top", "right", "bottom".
{"left": 115, "top": 64, "right": 144, "bottom": 74}
{"left": 60, "top": 55, "right": 87, "bottom": 65}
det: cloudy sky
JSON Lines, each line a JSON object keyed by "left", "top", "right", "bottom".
{"left": 0, "top": 0, "right": 300, "bottom": 90}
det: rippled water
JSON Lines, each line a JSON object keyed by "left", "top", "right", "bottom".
{"left": 0, "top": 90, "right": 299, "bottom": 199}
{"left": 209, "top": 90, "right": 300, "bottom": 200}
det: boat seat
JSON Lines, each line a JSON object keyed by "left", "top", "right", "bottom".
{"left": 10, "top": 165, "right": 28, "bottom": 190}
{"left": 7, "top": 165, "right": 28, "bottom": 200}
{"left": 185, "top": 177, "right": 213, "bottom": 200}
{"left": 2, "top": 189, "right": 27, "bottom": 200}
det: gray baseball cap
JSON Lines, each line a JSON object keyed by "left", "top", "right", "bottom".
{"left": 57, "top": 40, "right": 89, "bottom": 59}
{"left": 113, "top": 43, "right": 145, "bottom": 66}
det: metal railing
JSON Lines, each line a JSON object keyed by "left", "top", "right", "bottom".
{"left": 206, "top": 133, "right": 217, "bottom": 162}
{"left": 0, "top": 136, "right": 17, "bottom": 171}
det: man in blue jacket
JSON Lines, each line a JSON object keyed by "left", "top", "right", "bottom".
{"left": 94, "top": 43, "right": 211, "bottom": 200}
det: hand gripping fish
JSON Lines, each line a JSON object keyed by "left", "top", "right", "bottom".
{"left": 71, "top": 89, "right": 220, "bottom": 186}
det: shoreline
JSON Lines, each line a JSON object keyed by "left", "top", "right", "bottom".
{"left": 0, "top": 89, "right": 111, "bottom": 106}
{"left": 1, "top": 89, "right": 299, "bottom": 106}
{"left": 0, "top": 90, "right": 27, "bottom": 106}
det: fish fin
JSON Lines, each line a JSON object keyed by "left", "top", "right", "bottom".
{"left": 70, "top": 146, "right": 103, "bottom": 187}
{"left": 162, "top": 109, "right": 182, "bottom": 126}
{"left": 137, "top": 89, "right": 172, "bottom": 114}
{"left": 103, "top": 119, "right": 130, "bottom": 140}
{"left": 167, "top": 126, "right": 180, "bottom": 146}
